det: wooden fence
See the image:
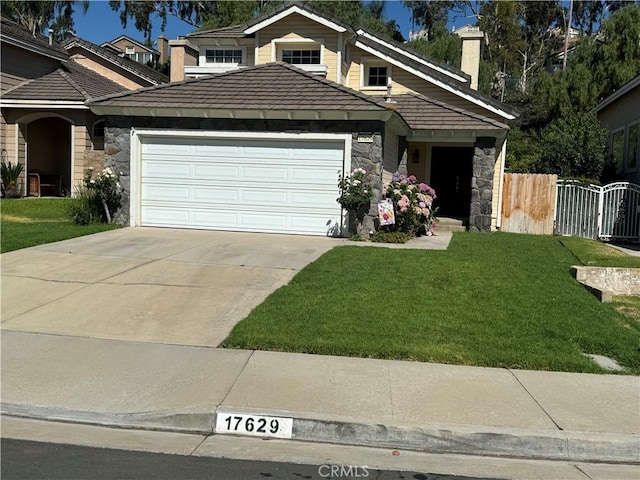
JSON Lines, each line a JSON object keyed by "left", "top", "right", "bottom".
{"left": 500, "top": 173, "right": 557, "bottom": 235}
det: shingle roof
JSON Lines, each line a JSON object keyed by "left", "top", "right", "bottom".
{"left": 0, "top": 17, "right": 68, "bottom": 60}
{"left": 62, "top": 36, "right": 168, "bottom": 85}
{"left": 392, "top": 92, "right": 510, "bottom": 130}
{"left": 186, "top": 0, "right": 352, "bottom": 39}
{"left": 89, "top": 62, "right": 389, "bottom": 112}
{"left": 2, "top": 61, "right": 128, "bottom": 102}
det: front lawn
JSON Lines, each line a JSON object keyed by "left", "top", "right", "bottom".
{"left": 1, "top": 198, "right": 119, "bottom": 253}
{"left": 223, "top": 233, "right": 640, "bottom": 374}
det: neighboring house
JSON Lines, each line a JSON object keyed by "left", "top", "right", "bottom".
{"left": 89, "top": 1, "right": 518, "bottom": 235}
{"left": 0, "top": 18, "right": 168, "bottom": 196}
{"left": 596, "top": 74, "right": 640, "bottom": 184}
{"left": 101, "top": 34, "right": 169, "bottom": 68}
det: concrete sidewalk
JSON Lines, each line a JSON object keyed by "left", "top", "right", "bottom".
{"left": 2, "top": 331, "right": 638, "bottom": 463}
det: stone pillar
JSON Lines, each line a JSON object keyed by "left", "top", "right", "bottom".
{"left": 104, "top": 121, "right": 132, "bottom": 226}
{"left": 470, "top": 137, "right": 496, "bottom": 232}
{"left": 351, "top": 132, "right": 383, "bottom": 236}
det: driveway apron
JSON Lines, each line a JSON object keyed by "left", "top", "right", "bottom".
{"left": 1, "top": 228, "right": 337, "bottom": 347}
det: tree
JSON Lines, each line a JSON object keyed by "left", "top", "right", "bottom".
{"left": 403, "top": 0, "right": 467, "bottom": 40}
{"left": 0, "top": 0, "right": 88, "bottom": 37}
{"left": 408, "top": 22, "right": 461, "bottom": 67}
{"left": 536, "top": 112, "right": 609, "bottom": 181}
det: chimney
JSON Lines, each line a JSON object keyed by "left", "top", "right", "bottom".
{"left": 157, "top": 34, "right": 169, "bottom": 64}
{"left": 455, "top": 25, "right": 484, "bottom": 90}
{"left": 48, "top": 28, "right": 54, "bottom": 45}
{"left": 168, "top": 38, "right": 198, "bottom": 82}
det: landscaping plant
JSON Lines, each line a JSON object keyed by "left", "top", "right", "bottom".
{"left": 67, "top": 168, "right": 123, "bottom": 224}
{"left": 1, "top": 152, "right": 24, "bottom": 199}
{"left": 337, "top": 168, "right": 372, "bottom": 239}
{"left": 383, "top": 174, "right": 437, "bottom": 237}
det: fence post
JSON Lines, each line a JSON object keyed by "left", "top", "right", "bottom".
{"left": 596, "top": 184, "right": 605, "bottom": 239}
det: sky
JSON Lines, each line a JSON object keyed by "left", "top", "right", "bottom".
{"left": 71, "top": 1, "right": 440, "bottom": 46}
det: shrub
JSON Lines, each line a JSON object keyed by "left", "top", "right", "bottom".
{"left": 65, "top": 188, "right": 101, "bottom": 225}
{"left": 383, "top": 174, "right": 438, "bottom": 237}
{"left": 370, "top": 231, "right": 412, "bottom": 244}
{"left": 1, "top": 154, "right": 24, "bottom": 198}
{"left": 67, "top": 168, "right": 123, "bottom": 225}
{"left": 337, "top": 168, "right": 372, "bottom": 220}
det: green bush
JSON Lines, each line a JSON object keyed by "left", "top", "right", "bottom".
{"left": 370, "top": 231, "right": 412, "bottom": 244}
{"left": 65, "top": 188, "right": 101, "bottom": 225}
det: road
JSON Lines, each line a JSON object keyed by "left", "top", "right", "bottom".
{"left": 2, "top": 438, "right": 493, "bottom": 480}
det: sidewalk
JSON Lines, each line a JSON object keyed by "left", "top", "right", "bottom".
{"left": 2, "top": 330, "right": 638, "bottom": 463}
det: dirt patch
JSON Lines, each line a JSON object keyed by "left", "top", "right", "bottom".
{"left": 1, "top": 215, "right": 58, "bottom": 223}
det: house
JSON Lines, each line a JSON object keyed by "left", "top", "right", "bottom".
{"left": 0, "top": 18, "right": 168, "bottom": 196}
{"left": 89, "top": 1, "right": 518, "bottom": 235}
{"left": 596, "top": 74, "right": 640, "bottom": 184}
{"left": 101, "top": 34, "right": 169, "bottom": 68}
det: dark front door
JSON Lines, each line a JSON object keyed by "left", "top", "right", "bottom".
{"left": 430, "top": 147, "right": 473, "bottom": 221}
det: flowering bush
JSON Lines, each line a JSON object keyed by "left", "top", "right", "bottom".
{"left": 337, "top": 168, "right": 372, "bottom": 220}
{"left": 67, "top": 168, "right": 123, "bottom": 224}
{"left": 383, "top": 174, "right": 437, "bottom": 236}
{"left": 84, "top": 167, "right": 123, "bottom": 222}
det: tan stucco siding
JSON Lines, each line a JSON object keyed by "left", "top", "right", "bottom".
{"left": 257, "top": 13, "right": 339, "bottom": 82}
{"left": 110, "top": 38, "right": 152, "bottom": 54}
{"left": 68, "top": 52, "right": 151, "bottom": 90}
{"left": 0, "top": 46, "right": 60, "bottom": 92}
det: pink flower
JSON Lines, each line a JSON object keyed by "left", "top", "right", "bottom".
{"left": 419, "top": 202, "right": 426, "bottom": 208}
{"left": 408, "top": 175, "right": 417, "bottom": 183}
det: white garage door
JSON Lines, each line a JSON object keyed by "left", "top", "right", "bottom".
{"left": 138, "top": 134, "right": 346, "bottom": 236}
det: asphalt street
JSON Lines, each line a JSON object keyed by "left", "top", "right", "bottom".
{"left": 1, "top": 438, "right": 496, "bottom": 480}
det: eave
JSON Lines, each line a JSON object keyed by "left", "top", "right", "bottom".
{"left": 0, "top": 100, "right": 87, "bottom": 109}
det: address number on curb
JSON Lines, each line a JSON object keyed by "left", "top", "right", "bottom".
{"left": 215, "top": 413, "right": 293, "bottom": 439}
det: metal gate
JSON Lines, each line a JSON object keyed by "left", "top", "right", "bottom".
{"left": 555, "top": 181, "right": 640, "bottom": 242}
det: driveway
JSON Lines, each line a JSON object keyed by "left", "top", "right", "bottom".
{"left": 1, "top": 228, "right": 337, "bottom": 347}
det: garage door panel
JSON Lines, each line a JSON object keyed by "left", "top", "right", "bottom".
{"left": 142, "top": 184, "right": 191, "bottom": 202}
{"left": 139, "top": 135, "right": 345, "bottom": 236}
{"left": 143, "top": 161, "right": 192, "bottom": 179}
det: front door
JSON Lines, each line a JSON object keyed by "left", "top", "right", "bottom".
{"left": 429, "top": 147, "right": 473, "bottom": 221}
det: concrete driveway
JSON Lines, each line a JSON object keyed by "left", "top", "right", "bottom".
{"left": 1, "top": 228, "right": 337, "bottom": 347}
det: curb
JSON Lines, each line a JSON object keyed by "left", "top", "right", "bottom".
{"left": 3, "top": 403, "right": 638, "bottom": 464}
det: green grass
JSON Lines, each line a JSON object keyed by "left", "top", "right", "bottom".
{"left": 559, "top": 236, "right": 640, "bottom": 268}
{"left": 223, "top": 233, "right": 640, "bottom": 374}
{"left": 1, "top": 198, "right": 119, "bottom": 253}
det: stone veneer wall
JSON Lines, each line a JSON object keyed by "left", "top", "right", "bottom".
{"left": 104, "top": 117, "right": 385, "bottom": 231}
{"left": 470, "top": 137, "right": 497, "bottom": 232}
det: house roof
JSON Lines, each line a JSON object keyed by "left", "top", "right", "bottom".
{"left": 62, "top": 36, "right": 168, "bottom": 85}
{"left": 392, "top": 92, "right": 510, "bottom": 131}
{"left": 184, "top": 1, "right": 518, "bottom": 121}
{"left": 89, "top": 62, "right": 392, "bottom": 119}
{"left": 0, "top": 17, "right": 68, "bottom": 61}
{"left": 2, "top": 61, "right": 128, "bottom": 103}
{"left": 595, "top": 74, "right": 640, "bottom": 113}
{"left": 102, "top": 35, "right": 160, "bottom": 54}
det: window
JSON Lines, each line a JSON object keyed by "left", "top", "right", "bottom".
{"left": 611, "top": 129, "right": 625, "bottom": 174}
{"left": 205, "top": 49, "right": 243, "bottom": 64}
{"left": 628, "top": 123, "right": 639, "bottom": 171}
{"left": 365, "top": 65, "right": 388, "bottom": 88}
{"left": 282, "top": 49, "right": 320, "bottom": 65}
{"left": 93, "top": 120, "right": 105, "bottom": 151}
{"left": 125, "top": 46, "right": 135, "bottom": 57}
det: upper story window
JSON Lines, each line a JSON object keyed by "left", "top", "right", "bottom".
{"left": 205, "top": 49, "right": 243, "bottom": 64}
{"left": 125, "top": 46, "right": 135, "bottom": 55}
{"left": 282, "top": 49, "right": 320, "bottom": 65}
{"left": 367, "top": 66, "right": 388, "bottom": 87}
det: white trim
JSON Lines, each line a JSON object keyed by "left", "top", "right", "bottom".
{"left": 129, "top": 129, "right": 352, "bottom": 233}
{"left": 360, "top": 57, "right": 391, "bottom": 90}
{"left": 356, "top": 30, "right": 468, "bottom": 83}
{"left": 14, "top": 121, "right": 20, "bottom": 170}
{"left": 1, "top": 100, "right": 88, "bottom": 109}
{"left": 254, "top": 32, "right": 259, "bottom": 66}
{"left": 70, "top": 124, "right": 75, "bottom": 194}
{"left": 355, "top": 40, "right": 516, "bottom": 121}
{"left": 496, "top": 138, "right": 507, "bottom": 230}
{"left": 244, "top": 5, "right": 347, "bottom": 34}
{"left": 336, "top": 32, "right": 343, "bottom": 85}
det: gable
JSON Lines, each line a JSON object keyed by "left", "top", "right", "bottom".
{"left": 244, "top": 4, "right": 348, "bottom": 34}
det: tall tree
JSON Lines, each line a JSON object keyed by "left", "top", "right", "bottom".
{"left": 1, "top": 0, "right": 88, "bottom": 37}
{"left": 403, "top": 0, "right": 467, "bottom": 40}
